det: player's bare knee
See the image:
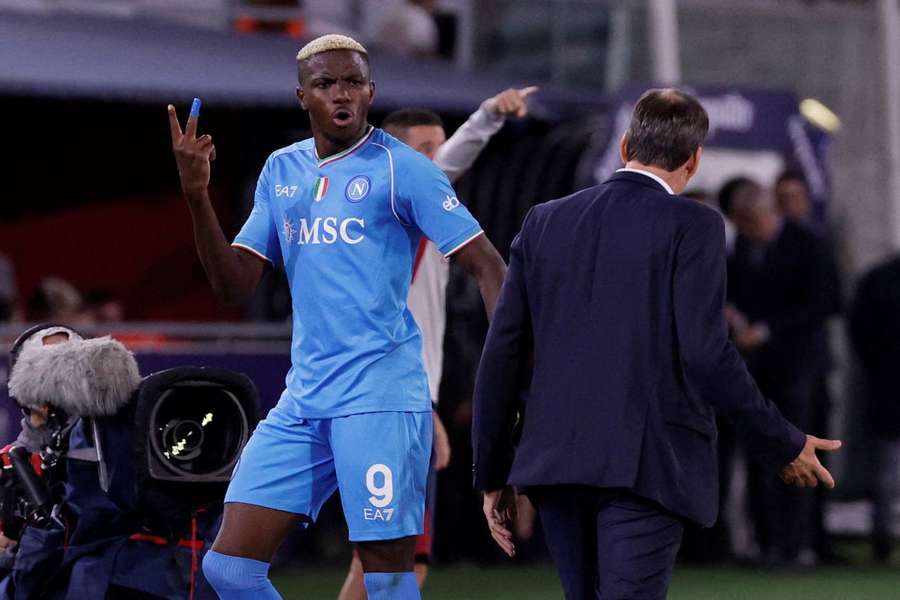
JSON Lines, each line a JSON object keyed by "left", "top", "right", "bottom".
{"left": 356, "top": 536, "right": 417, "bottom": 572}
{"left": 212, "top": 502, "right": 305, "bottom": 561}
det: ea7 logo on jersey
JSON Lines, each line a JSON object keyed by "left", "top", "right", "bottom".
{"left": 275, "top": 184, "right": 298, "bottom": 198}
{"left": 442, "top": 195, "right": 460, "bottom": 211}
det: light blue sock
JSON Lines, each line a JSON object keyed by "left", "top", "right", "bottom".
{"left": 363, "top": 571, "right": 420, "bottom": 600}
{"left": 202, "top": 550, "right": 282, "bottom": 600}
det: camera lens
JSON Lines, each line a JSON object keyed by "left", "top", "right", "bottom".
{"left": 149, "top": 383, "right": 249, "bottom": 478}
{"left": 161, "top": 419, "right": 205, "bottom": 461}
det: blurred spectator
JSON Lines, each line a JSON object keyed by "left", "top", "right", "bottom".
{"left": 27, "top": 277, "right": 84, "bottom": 323}
{"left": 82, "top": 289, "right": 125, "bottom": 323}
{"left": 0, "top": 254, "right": 20, "bottom": 322}
{"left": 726, "top": 185, "right": 838, "bottom": 567}
{"left": 717, "top": 176, "right": 760, "bottom": 256}
{"left": 775, "top": 170, "right": 812, "bottom": 225}
{"left": 682, "top": 189, "right": 708, "bottom": 204}
{"left": 774, "top": 168, "right": 841, "bottom": 561}
{"left": 849, "top": 257, "right": 900, "bottom": 562}
{"left": 375, "top": 0, "right": 439, "bottom": 58}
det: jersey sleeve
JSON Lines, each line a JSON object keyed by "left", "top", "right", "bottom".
{"left": 232, "top": 159, "right": 281, "bottom": 264}
{"left": 393, "top": 150, "right": 484, "bottom": 257}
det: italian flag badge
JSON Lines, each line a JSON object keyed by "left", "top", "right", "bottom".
{"left": 313, "top": 176, "right": 329, "bottom": 202}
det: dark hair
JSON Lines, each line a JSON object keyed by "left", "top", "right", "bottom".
{"left": 382, "top": 108, "right": 443, "bottom": 133}
{"left": 717, "top": 176, "right": 760, "bottom": 218}
{"left": 624, "top": 88, "right": 709, "bottom": 172}
{"left": 775, "top": 169, "right": 807, "bottom": 189}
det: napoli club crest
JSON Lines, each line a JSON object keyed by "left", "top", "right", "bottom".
{"left": 345, "top": 175, "right": 371, "bottom": 203}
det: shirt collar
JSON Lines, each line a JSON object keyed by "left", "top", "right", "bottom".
{"left": 616, "top": 168, "right": 674, "bottom": 195}
{"left": 316, "top": 125, "right": 374, "bottom": 167}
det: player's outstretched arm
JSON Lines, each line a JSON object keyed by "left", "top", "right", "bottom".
{"left": 435, "top": 86, "right": 538, "bottom": 184}
{"left": 452, "top": 234, "right": 506, "bottom": 321}
{"left": 168, "top": 101, "right": 263, "bottom": 305}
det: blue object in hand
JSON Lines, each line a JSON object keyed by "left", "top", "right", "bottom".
{"left": 190, "top": 98, "right": 202, "bottom": 118}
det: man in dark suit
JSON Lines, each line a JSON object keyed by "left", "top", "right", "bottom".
{"left": 847, "top": 257, "right": 900, "bottom": 561}
{"left": 471, "top": 89, "right": 841, "bottom": 599}
{"left": 726, "top": 184, "right": 839, "bottom": 566}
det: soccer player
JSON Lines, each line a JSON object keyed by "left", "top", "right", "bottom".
{"left": 166, "top": 34, "right": 506, "bottom": 600}
{"left": 338, "top": 87, "right": 536, "bottom": 599}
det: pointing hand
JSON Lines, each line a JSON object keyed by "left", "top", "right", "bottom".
{"left": 485, "top": 86, "right": 539, "bottom": 118}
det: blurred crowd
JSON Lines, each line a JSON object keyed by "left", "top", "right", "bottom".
{"left": 241, "top": 0, "right": 453, "bottom": 60}
{"left": 675, "top": 170, "right": 899, "bottom": 568}
{"left": 0, "top": 268, "right": 124, "bottom": 326}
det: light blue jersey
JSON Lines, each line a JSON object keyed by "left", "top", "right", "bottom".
{"left": 233, "top": 127, "right": 483, "bottom": 418}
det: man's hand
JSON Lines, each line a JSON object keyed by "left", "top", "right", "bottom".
{"left": 484, "top": 86, "right": 539, "bottom": 118}
{"left": 724, "top": 304, "right": 748, "bottom": 331}
{"left": 781, "top": 435, "right": 842, "bottom": 488}
{"left": 432, "top": 411, "right": 451, "bottom": 471}
{"left": 734, "top": 323, "right": 769, "bottom": 350}
{"left": 168, "top": 99, "right": 217, "bottom": 195}
{"left": 483, "top": 486, "right": 517, "bottom": 557}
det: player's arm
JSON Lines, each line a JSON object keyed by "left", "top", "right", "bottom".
{"left": 672, "top": 209, "right": 840, "bottom": 486}
{"left": 168, "top": 101, "right": 264, "bottom": 305}
{"left": 451, "top": 234, "right": 506, "bottom": 321}
{"left": 435, "top": 86, "right": 537, "bottom": 183}
{"left": 396, "top": 150, "right": 506, "bottom": 321}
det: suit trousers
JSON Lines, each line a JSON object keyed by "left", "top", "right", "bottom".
{"left": 529, "top": 486, "right": 684, "bottom": 600}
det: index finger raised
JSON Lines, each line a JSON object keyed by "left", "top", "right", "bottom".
{"left": 167, "top": 105, "right": 183, "bottom": 144}
{"left": 517, "top": 86, "right": 539, "bottom": 99}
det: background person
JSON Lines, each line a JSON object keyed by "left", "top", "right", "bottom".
{"left": 726, "top": 183, "right": 839, "bottom": 567}
{"left": 849, "top": 256, "right": 900, "bottom": 562}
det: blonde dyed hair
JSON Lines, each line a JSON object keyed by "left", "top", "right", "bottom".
{"left": 296, "top": 34, "right": 368, "bottom": 62}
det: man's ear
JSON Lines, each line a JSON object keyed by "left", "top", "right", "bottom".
{"left": 367, "top": 80, "right": 376, "bottom": 106}
{"left": 619, "top": 132, "right": 629, "bottom": 164}
{"left": 685, "top": 146, "right": 703, "bottom": 177}
{"left": 296, "top": 86, "right": 306, "bottom": 110}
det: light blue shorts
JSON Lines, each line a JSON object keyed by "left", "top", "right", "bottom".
{"left": 225, "top": 399, "right": 432, "bottom": 542}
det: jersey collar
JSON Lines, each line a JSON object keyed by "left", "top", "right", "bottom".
{"left": 316, "top": 126, "right": 375, "bottom": 168}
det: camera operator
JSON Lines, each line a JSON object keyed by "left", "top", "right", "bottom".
{"left": 2, "top": 324, "right": 258, "bottom": 599}
{"left": 0, "top": 326, "right": 80, "bottom": 564}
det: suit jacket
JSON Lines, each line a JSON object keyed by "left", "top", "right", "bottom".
{"left": 728, "top": 220, "right": 839, "bottom": 386}
{"left": 472, "top": 171, "right": 806, "bottom": 526}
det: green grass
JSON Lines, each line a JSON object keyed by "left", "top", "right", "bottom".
{"left": 272, "top": 562, "right": 900, "bottom": 599}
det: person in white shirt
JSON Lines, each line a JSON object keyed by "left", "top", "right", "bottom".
{"left": 337, "top": 86, "right": 537, "bottom": 599}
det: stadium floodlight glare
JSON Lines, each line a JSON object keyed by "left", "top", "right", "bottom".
{"left": 800, "top": 98, "right": 841, "bottom": 132}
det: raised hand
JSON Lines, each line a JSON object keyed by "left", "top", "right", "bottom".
{"left": 168, "top": 98, "right": 217, "bottom": 195}
{"left": 485, "top": 86, "right": 539, "bottom": 118}
{"left": 780, "top": 435, "right": 842, "bottom": 488}
{"left": 483, "top": 486, "right": 518, "bottom": 557}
